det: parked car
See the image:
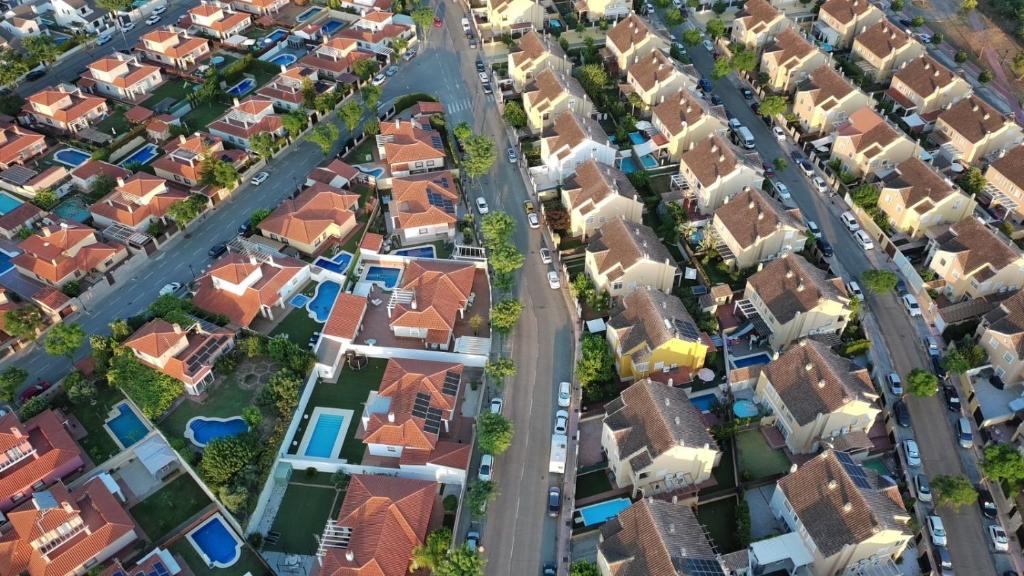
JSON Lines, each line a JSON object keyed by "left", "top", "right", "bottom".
{"left": 461, "top": 17, "right": 471, "bottom": 32}
{"left": 729, "top": 118, "right": 742, "bottom": 131}
{"left": 489, "top": 397, "right": 503, "bottom": 414}
{"left": 547, "top": 486, "right": 561, "bottom": 516}
{"left": 904, "top": 439, "right": 921, "bottom": 466}
{"left": 19, "top": 381, "right": 52, "bottom": 403}
{"left": 773, "top": 182, "right": 791, "bottom": 201}
{"left": 702, "top": 39, "right": 714, "bottom": 51}
{"left": 893, "top": 400, "right": 911, "bottom": 428}
{"left": 478, "top": 71, "right": 489, "bottom": 83}
{"left": 812, "top": 176, "right": 828, "bottom": 193}
{"left": 507, "top": 147, "right": 517, "bottom": 163}
{"left": 854, "top": 229, "right": 874, "bottom": 250}
{"left": 433, "top": 16, "right": 443, "bottom": 27}
{"left": 978, "top": 489, "right": 998, "bottom": 519}
{"left": 886, "top": 372, "right": 903, "bottom": 395}
{"left": 762, "top": 162, "right": 775, "bottom": 177}
{"left": 846, "top": 280, "right": 863, "bottom": 301}
{"left": 928, "top": 515, "right": 947, "bottom": 546}
{"left": 384, "top": 65, "right": 398, "bottom": 77}
{"left": 238, "top": 221, "right": 252, "bottom": 235}
{"left": 989, "top": 524, "right": 1009, "bottom": 552}
{"left": 250, "top": 171, "right": 270, "bottom": 186}
{"left": 121, "top": 21, "right": 135, "bottom": 31}
{"left": 476, "top": 59, "right": 486, "bottom": 72}
{"left": 807, "top": 220, "right": 821, "bottom": 238}
{"left": 542, "top": 565, "right": 556, "bottom": 576}
{"left": 547, "top": 270, "right": 560, "bottom": 289}
{"left": 558, "top": 381, "right": 571, "bottom": 407}
{"left": 741, "top": 87, "right": 754, "bottom": 99}
{"left": 96, "top": 33, "right": 113, "bottom": 45}
{"left": 371, "top": 73, "right": 386, "bottom": 86}
{"left": 539, "top": 247, "right": 552, "bottom": 264}
{"left": 840, "top": 211, "right": 860, "bottom": 231}
{"left": 158, "top": 282, "right": 182, "bottom": 296}
{"left": 527, "top": 212, "right": 540, "bottom": 229}
{"left": 934, "top": 546, "right": 954, "bottom": 576}
{"left": 482, "top": 82, "right": 492, "bottom": 95}
{"left": 943, "top": 385, "right": 961, "bottom": 411}
{"left": 902, "top": 294, "right": 921, "bottom": 317}
{"left": 208, "top": 243, "right": 228, "bottom": 258}
{"left": 25, "top": 69, "right": 45, "bottom": 81}
{"left": 923, "top": 336, "right": 941, "bottom": 357}
{"left": 152, "top": 4, "right": 166, "bottom": 14}
{"left": 798, "top": 159, "right": 815, "bottom": 176}
{"left": 465, "top": 530, "right": 480, "bottom": 550}
{"left": 145, "top": 14, "right": 161, "bottom": 25}
{"left": 916, "top": 473, "right": 932, "bottom": 502}
{"left": 402, "top": 48, "right": 417, "bottom": 61}
{"left": 475, "top": 197, "right": 489, "bottom": 214}
{"left": 478, "top": 454, "right": 493, "bottom": 481}
{"left": 816, "top": 238, "right": 834, "bottom": 257}
{"left": 772, "top": 126, "right": 786, "bottom": 141}
{"left": 554, "top": 409, "right": 568, "bottom": 435}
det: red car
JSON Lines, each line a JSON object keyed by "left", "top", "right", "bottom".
{"left": 19, "top": 380, "right": 51, "bottom": 403}
{"left": 433, "top": 16, "right": 443, "bottom": 27}
{"left": 762, "top": 162, "right": 775, "bottom": 177}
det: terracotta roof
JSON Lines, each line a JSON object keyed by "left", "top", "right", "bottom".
{"left": 363, "top": 359, "right": 462, "bottom": 451}
{"left": 820, "top": 0, "right": 876, "bottom": 25}
{"left": 627, "top": 50, "right": 683, "bottom": 93}
{"left": 543, "top": 111, "right": 608, "bottom": 161}
{"left": 988, "top": 144, "right": 1024, "bottom": 189}
{"left": 85, "top": 57, "right": 162, "bottom": 90}
{"left": 524, "top": 67, "right": 585, "bottom": 113}
{"left": 651, "top": 88, "right": 707, "bottom": 138}
{"left": 599, "top": 499, "right": 722, "bottom": 576}
{"left": 563, "top": 159, "right": 637, "bottom": 214}
{"left": 25, "top": 87, "right": 106, "bottom": 125}
{"left": 379, "top": 119, "right": 444, "bottom": 166}
{"left": 587, "top": 218, "right": 674, "bottom": 278}
{"left": 854, "top": 20, "right": 911, "bottom": 59}
{"left": 891, "top": 55, "right": 959, "bottom": 100}
{"left": 937, "top": 95, "right": 1011, "bottom": 144}
{"left": 390, "top": 170, "right": 459, "bottom": 230}
{"left": 714, "top": 188, "right": 804, "bottom": 250}
{"left": 778, "top": 450, "right": 910, "bottom": 557}
{"left": 0, "top": 410, "right": 84, "bottom": 509}
{"left": 881, "top": 157, "right": 957, "bottom": 210}
{"left": 607, "top": 288, "right": 703, "bottom": 367}
{"left": 71, "top": 160, "right": 130, "bottom": 183}
{"left": 0, "top": 123, "right": 45, "bottom": 168}
{"left": 13, "top": 222, "right": 126, "bottom": 285}
{"left": 258, "top": 184, "right": 359, "bottom": 245}
{"left": 308, "top": 159, "right": 360, "bottom": 187}
{"left": 324, "top": 292, "right": 367, "bottom": 341}
{"left": 389, "top": 260, "right": 475, "bottom": 339}
{"left": 90, "top": 174, "right": 188, "bottom": 228}
{"left": 765, "top": 28, "right": 815, "bottom": 68}
{"left": 836, "top": 107, "right": 903, "bottom": 158}
{"left": 399, "top": 439, "right": 471, "bottom": 469}
{"left": 192, "top": 253, "right": 307, "bottom": 327}
{"left": 802, "top": 65, "right": 857, "bottom": 108}
{"left": 320, "top": 474, "right": 435, "bottom": 576}
{"left": 680, "top": 133, "right": 744, "bottom": 188}
{"left": 746, "top": 253, "right": 848, "bottom": 324}
{"left": 933, "top": 218, "right": 1021, "bottom": 278}
{"left": 0, "top": 203, "right": 43, "bottom": 234}
{"left": 736, "top": 0, "right": 782, "bottom": 35}
{"left": 607, "top": 13, "right": 652, "bottom": 54}
{"left": 123, "top": 318, "right": 233, "bottom": 383}
{"left": 361, "top": 232, "right": 384, "bottom": 253}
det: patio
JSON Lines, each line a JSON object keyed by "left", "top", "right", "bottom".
{"left": 736, "top": 429, "right": 792, "bottom": 481}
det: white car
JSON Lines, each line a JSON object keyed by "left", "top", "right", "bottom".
{"left": 672, "top": 0, "right": 682, "bottom": 6}
{"left": 489, "top": 397, "right": 503, "bottom": 414}
{"left": 807, "top": 220, "right": 821, "bottom": 239}
{"left": 915, "top": 473, "right": 931, "bottom": 502}
{"left": 250, "top": 171, "right": 270, "bottom": 185}
{"left": 121, "top": 21, "right": 135, "bottom": 31}
{"left": 846, "top": 281, "right": 864, "bottom": 301}
{"left": 527, "top": 212, "right": 540, "bottom": 229}
{"left": 557, "top": 381, "right": 571, "bottom": 408}
{"left": 547, "top": 270, "right": 560, "bottom": 289}
{"left": 539, "top": 247, "right": 552, "bottom": 264}
{"left": 554, "top": 409, "right": 569, "bottom": 435}
{"left": 152, "top": 4, "right": 167, "bottom": 14}
{"left": 158, "top": 282, "right": 182, "bottom": 296}
{"left": 402, "top": 48, "right": 417, "bottom": 61}
{"left": 96, "top": 33, "right": 113, "bottom": 45}
{"left": 728, "top": 118, "right": 742, "bottom": 131}
{"left": 475, "top": 197, "right": 489, "bottom": 214}
{"left": 886, "top": 372, "right": 903, "bottom": 395}
{"left": 145, "top": 14, "right": 161, "bottom": 25}
{"left": 774, "top": 182, "right": 791, "bottom": 201}
{"left": 478, "top": 454, "right": 493, "bottom": 481}
{"left": 902, "top": 294, "right": 922, "bottom": 317}
{"left": 478, "top": 71, "right": 489, "bottom": 83}
{"left": 772, "top": 126, "right": 786, "bottom": 141}
{"left": 702, "top": 39, "right": 714, "bottom": 52}
{"left": 840, "top": 211, "right": 860, "bottom": 232}
{"left": 812, "top": 176, "right": 828, "bottom": 193}
{"left": 988, "top": 524, "right": 1009, "bottom": 552}
{"left": 461, "top": 17, "right": 471, "bottom": 32}
{"left": 854, "top": 229, "right": 873, "bottom": 250}
{"left": 507, "top": 147, "right": 517, "bottom": 163}
{"left": 371, "top": 73, "right": 386, "bottom": 86}
{"left": 928, "top": 515, "right": 947, "bottom": 546}
{"left": 904, "top": 439, "right": 921, "bottom": 467}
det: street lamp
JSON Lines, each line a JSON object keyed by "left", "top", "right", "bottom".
{"left": 188, "top": 263, "right": 197, "bottom": 280}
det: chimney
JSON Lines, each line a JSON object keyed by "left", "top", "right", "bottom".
{"left": 664, "top": 397, "right": 670, "bottom": 407}
{"left": 804, "top": 362, "right": 813, "bottom": 371}
{"left": 674, "top": 416, "right": 681, "bottom": 426}
{"left": 346, "top": 551, "right": 355, "bottom": 562}
{"left": 387, "top": 412, "right": 395, "bottom": 422}
{"left": 817, "top": 378, "right": 826, "bottom": 388}
{"left": 797, "top": 281, "right": 805, "bottom": 292}
{"left": 843, "top": 502, "right": 853, "bottom": 512}
{"left": 179, "top": 134, "right": 187, "bottom": 144}
{"left": 757, "top": 212, "right": 764, "bottom": 220}
{"left": 669, "top": 523, "right": 676, "bottom": 534}
{"left": 828, "top": 479, "right": 838, "bottom": 489}
{"left": 748, "top": 200, "right": 755, "bottom": 209}
{"left": 785, "top": 270, "right": 794, "bottom": 279}
{"left": 983, "top": 112, "right": 991, "bottom": 121}
{"left": 411, "top": 298, "right": 417, "bottom": 310}
{"left": 232, "top": 97, "right": 240, "bottom": 107}
{"left": 280, "top": 64, "right": 287, "bottom": 73}
{"left": 116, "top": 177, "right": 126, "bottom": 187}
{"left": 172, "top": 323, "right": 182, "bottom": 334}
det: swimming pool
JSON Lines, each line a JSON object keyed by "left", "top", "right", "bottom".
{"left": 296, "top": 6, "right": 322, "bottom": 22}
{"left": 0, "top": 251, "right": 15, "bottom": 275}
{"left": 365, "top": 266, "right": 402, "bottom": 289}
{"left": 578, "top": 498, "right": 631, "bottom": 527}
{"left": 690, "top": 394, "right": 718, "bottom": 413}
{"left": 53, "top": 196, "right": 91, "bottom": 223}
{"left": 186, "top": 514, "right": 241, "bottom": 568}
{"left": 185, "top": 416, "right": 248, "bottom": 447}
{"left": 313, "top": 250, "right": 353, "bottom": 274}
{"left": 117, "top": 143, "right": 160, "bottom": 167}
{"left": 307, "top": 280, "right": 341, "bottom": 323}
{"left": 269, "top": 53, "right": 297, "bottom": 67}
{"left": 0, "top": 191, "right": 22, "bottom": 215}
{"left": 289, "top": 294, "right": 310, "bottom": 308}
{"left": 304, "top": 413, "right": 345, "bottom": 458}
{"left": 638, "top": 154, "right": 657, "bottom": 169}
{"left": 733, "top": 399, "right": 759, "bottom": 419}
{"left": 393, "top": 245, "right": 436, "bottom": 258}
{"left": 628, "top": 131, "right": 648, "bottom": 145}
{"left": 262, "top": 29, "right": 288, "bottom": 45}
{"left": 225, "top": 77, "right": 256, "bottom": 97}
{"left": 356, "top": 165, "right": 385, "bottom": 178}
{"left": 732, "top": 353, "right": 772, "bottom": 369}
{"left": 53, "top": 148, "right": 91, "bottom": 168}
{"left": 105, "top": 402, "right": 148, "bottom": 449}
{"left": 210, "top": 55, "right": 226, "bottom": 66}
{"left": 321, "top": 19, "right": 343, "bottom": 36}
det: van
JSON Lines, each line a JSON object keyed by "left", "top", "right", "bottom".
{"left": 461, "top": 17, "right": 471, "bottom": 32}
{"left": 840, "top": 211, "right": 859, "bottom": 232}
{"left": 956, "top": 417, "right": 973, "bottom": 448}
{"left": 737, "top": 126, "right": 755, "bottom": 149}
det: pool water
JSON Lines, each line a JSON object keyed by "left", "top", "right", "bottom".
{"left": 106, "top": 402, "right": 148, "bottom": 448}
{"left": 290, "top": 294, "right": 310, "bottom": 308}
{"left": 305, "top": 413, "right": 345, "bottom": 458}
{"left": 308, "top": 280, "right": 341, "bottom": 323}
{"left": 296, "top": 6, "right": 322, "bottom": 22}
{"left": 226, "top": 78, "right": 256, "bottom": 97}
{"left": 53, "top": 148, "right": 91, "bottom": 168}
{"left": 578, "top": 498, "right": 631, "bottom": 527}
{"left": 628, "top": 131, "right": 647, "bottom": 145}
{"left": 639, "top": 154, "right": 658, "bottom": 169}
{"left": 393, "top": 245, "right": 436, "bottom": 258}
{"left": 356, "top": 165, "right": 385, "bottom": 178}
{"left": 732, "top": 353, "right": 772, "bottom": 369}
{"left": 187, "top": 417, "right": 248, "bottom": 447}
{"left": 313, "top": 251, "right": 353, "bottom": 274}
{"left": 365, "top": 266, "right": 402, "bottom": 289}
{"left": 0, "top": 251, "right": 14, "bottom": 275}
{"left": 620, "top": 157, "right": 639, "bottom": 173}
{"left": 270, "top": 53, "right": 297, "bottom": 66}
{"left": 733, "top": 399, "right": 759, "bottom": 419}
{"left": 321, "top": 20, "right": 343, "bottom": 36}
{"left": 53, "top": 197, "right": 91, "bottom": 223}
{"left": 690, "top": 394, "right": 718, "bottom": 413}
{"left": 263, "top": 29, "right": 288, "bottom": 45}
{"left": 188, "top": 515, "right": 241, "bottom": 567}
{"left": 0, "top": 191, "right": 22, "bottom": 215}
{"left": 210, "top": 55, "right": 226, "bottom": 66}
{"left": 118, "top": 143, "right": 160, "bottom": 167}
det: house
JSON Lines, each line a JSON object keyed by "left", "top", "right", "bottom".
{"left": 877, "top": 157, "right": 975, "bottom": 238}
{"left": 713, "top": 188, "right": 807, "bottom": 270}
{"left": 977, "top": 290, "right": 1024, "bottom": 384}
{"left": 850, "top": 20, "right": 923, "bottom": 82}
{"left": 153, "top": 133, "right": 226, "bottom": 188}
{"left": 678, "top": 133, "right": 764, "bottom": 214}
{"left": 927, "top": 217, "right": 1024, "bottom": 301}
{"left": 508, "top": 30, "right": 572, "bottom": 92}
{"left": 70, "top": 160, "right": 130, "bottom": 192}
{"left": 624, "top": 49, "right": 695, "bottom": 107}
{"left": 335, "top": 12, "right": 416, "bottom": 56}
{"left": 387, "top": 260, "right": 476, "bottom": 349}
{"left": 230, "top": 0, "right": 288, "bottom": 16}
{"left": 0, "top": 204, "right": 44, "bottom": 240}
{"left": 984, "top": 145, "right": 1024, "bottom": 226}
{"left": 766, "top": 450, "right": 913, "bottom": 576}
{"left": 317, "top": 292, "right": 369, "bottom": 378}
{"left": 650, "top": 88, "right": 723, "bottom": 159}
{"left": 137, "top": 27, "right": 211, "bottom": 71}
{"left": 21, "top": 85, "right": 108, "bottom": 134}
{"left": 760, "top": 28, "right": 827, "bottom": 93}
{"left": 300, "top": 37, "right": 374, "bottom": 81}
{"left": 602, "top": 379, "right": 718, "bottom": 496}
{"left": 886, "top": 55, "right": 971, "bottom": 125}
{"left": 561, "top": 159, "right": 642, "bottom": 238}
{"left": 537, "top": 111, "right": 616, "bottom": 185}
{"left": 522, "top": 68, "right": 594, "bottom": 135}
{"left": 207, "top": 97, "right": 285, "bottom": 149}
{"left": 188, "top": 1, "right": 252, "bottom": 39}
{"left": 388, "top": 171, "right": 460, "bottom": 244}
{"left": 307, "top": 158, "right": 360, "bottom": 189}
{"left": 258, "top": 184, "right": 359, "bottom": 255}
{"left": 604, "top": 14, "right": 669, "bottom": 74}
{"left": 585, "top": 217, "right": 678, "bottom": 297}
{"left": 574, "top": 0, "right": 629, "bottom": 22}
{"left": 597, "top": 498, "right": 726, "bottom": 576}
{"left": 731, "top": 0, "right": 788, "bottom": 51}
{"left": 361, "top": 359, "right": 463, "bottom": 459}
{"left": 606, "top": 288, "right": 709, "bottom": 381}
{"left": 792, "top": 65, "right": 874, "bottom": 135}
{"left": 755, "top": 339, "right": 880, "bottom": 454}
{"left": 484, "top": 0, "right": 546, "bottom": 35}
{"left": 742, "top": 253, "right": 852, "bottom": 350}
{"left": 376, "top": 118, "right": 446, "bottom": 178}
{"left": 192, "top": 253, "right": 310, "bottom": 327}
{"left": 317, "top": 474, "right": 436, "bottom": 576}
{"left": 0, "top": 410, "right": 84, "bottom": 513}
{"left": 831, "top": 107, "right": 916, "bottom": 179}
{"left": 0, "top": 120, "right": 46, "bottom": 170}
{"left": 89, "top": 174, "right": 189, "bottom": 231}
{"left": 932, "top": 95, "right": 1024, "bottom": 166}
{"left": 124, "top": 318, "right": 235, "bottom": 395}
{"left": 813, "top": 0, "right": 884, "bottom": 49}
{"left": 49, "top": 0, "right": 113, "bottom": 34}
{"left": 80, "top": 53, "right": 164, "bottom": 102}
{"left": 0, "top": 478, "right": 138, "bottom": 576}
{"left": 1, "top": 6, "right": 44, "bottom": 39}
{"left": 333, "top": 0, "right": 392, "bottom": 16}
{"left": 12, "top": 221, "right": 128, "bottom": 287}
{"left": 257, "top": 65, "right": 335, "bottom": 112}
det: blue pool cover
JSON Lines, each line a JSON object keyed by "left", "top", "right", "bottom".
{"left": 322, "top": 20, "right": 343, "bottom": 35}
{"left": 579, "top": 498, "right": 631, "bottom": 527}
{"left": 188, "top": 417, "right": 248, "bottom": 446}
{"left": 107, "top": 402, "right": 148, "bottom": 447}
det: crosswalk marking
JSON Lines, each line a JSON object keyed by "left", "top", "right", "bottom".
{"left": 446, "top": 98, "right": 471, "bottom": 113}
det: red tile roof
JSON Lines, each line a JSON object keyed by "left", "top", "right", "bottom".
{"left": 389, "top": 260, "right": 475, "bottom": 343}
{"left": 363, "top": 359, "right": 462, "bottom": 451}
{"left": 0, "top": 411, "right": 84, "bottom": 512}
{"left": 389, "top": 171, "right": 459, "bottom": 231}
{"left": 258, "top": 184, "right": 359, "bottom": 246}
{"left": 12, "top": 222, "right": 126, "bottom": 285}
{"left": 192, "top": 253, "right": 306, "bottom": 327}
{"left": 324, "top": 293, "right": 368, "bottom": 341}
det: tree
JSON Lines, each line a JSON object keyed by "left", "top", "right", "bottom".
{"left": 570, "top": 562, "right": 600, "bottom": 576}
{"left": 932, "top": 32, "right": 944, "bottom": 44}
{"left": 861, "top": 269, "right": 898, "bottom": 294}
{"left": 477, "top": 412, "right": 514, "bottom": 455}
{"left": 954, "top": 50, "right": 968, "bottom": 63}
{"left": 982, "top": 443, "right": 1024, "bottom": 486}
{"left": 149, "top": 293, "right": 194, "bottom": 325}
{"left": 941, "top": 341, "right": 986, "bottom": 374}
{"left": 576, "top": 64, "right": 609, "bottom": 94}
{"left": 706, "top": 19, "right": 726, "bottom": 39}
{"left": 773, "top": 157, "right": 788, "bottom": 172}
{"left": 712, "top": 56, "right": 734, "bottom": 79}
{"left": 910, "top": 16, "right": 925, "bottom": 27}
{"left": 480, "top": 212, "right": 515, "bottom": 248}
{"left": 5, "top": 306, "right": 43, "bottom": 340}
{"left": 32, "top": 189, "right": 59, "bottom": 210}
{"left": 96, "top": 0, "right": 133, "bottom": 11}
{"left": 411, "top": 7, "right": 435, "bottom": 36}
{"left": 485, "top": 357, "right": 517, "bottom": 382}
{"left": 364, "top": 117, "right": 380, "bottom": 136}
{"left": 308, "top": 122, "right": 340, "bottom": 156}
{"left": 463, "top": 134, "right": 497, "bottom": 178}
{"left": 166, "top": 195, "right": 205, "bottom": 225}
{"left": 0, "top": 49, "right": 30, "bottom": 88}
{"left": 249, "top": 208, "right": 271, "bottom": 229}
{"left": 242, "top": 406, "right": 263, "bottom": 428}
{"left": 24, "top": 35, "right": 60, "bottom": 65}
{"left": 250, "top": 132, "right": 276, "bottom": 158}
{"left": 301, "top": 77, "right": 317, "bottom": 110}
{"left": 20, "top": 395, "right": 49, "bottom": 419}
{"left": 890, "top": 0, "right": 904, "bottom": 9}
{"left": 958, "top": 166, "right": 986, "bottom": 196}
{"left": 490, "top": 299, "right": 523, "bottom": 334}
{"left": 45, "top": 323, "right": 84, "bottom": 358}
{"left": 434, "top": 547, "right": 485, "bottom": 576}
{"left": 577, "top": 333, "right": 614, "bottom": 386}
{"left": 361, "top": 84, "right": 382, "bottom": 110}
{"left": 711, "top": 0, "right": 727, "bottom": 12}
{"left": 466, "top": 480, "right": 496, "bottom": 517}
{"left": 488, "top": 243, "right": 524, "bottom": 289}
{"left": 89, "top": 174, "right": 117, "bottom": 201}
{"left": 731, "top": 47, "right": 758, "bottom": 73}
{"left": 979, "top": 69, "right": 993, "bottom": 83}
{"left": 931, "top": 474, "right": 977, "bottom": 510}
{"left": 502, "top": 101, "right": 527, "bottom": 129}
{"left": 352, "top": 59, "right": 378, "bottom": 81}
{"left": 0, "top": 367, "right": 27, "bottom": 403}
{"left": 339, "top": 100, "right": 362, "bottom": 132}
{"left": 682, "top": 29, "right": 702, "bottom": 45}
{"left": 200, "top": 434, "right": 261, "bottom": 485}
{"left": 411, "top": 529, "right": 452, "bottom": 572}
{"left": 65, "top": 371, "right": 96, "bottom": 405}
{"left": 759, "top": 95, "right": 788, "bottom": 117}
{"left": 283, "top": 110, "right": 308, "bottom": 140}
{"left": 906, "top": 368, "right": 939, "bottom": 397}
{"left": 107, "top": 350, "right": 184, "bottom": 418}
{"left": 961, "top": 0, "right": 977, "bottom": 9}
{"left": 314, "top": 91, "right": 340, "bottom": 115}
{"left": 453, "top": 121, "right": 473, "bottom": 143}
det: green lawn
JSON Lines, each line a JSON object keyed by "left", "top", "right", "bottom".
{"left": 142, "top": 79, "right": 197, "bottom": 108}
{"left": 696, "top": 497, "right": 740, "bottom": 553}
{"left": 170, "top": 537, "right": 271, "bottom": 576}
{"left": 265, "top": 481, "right": 342, "bottom": 555}
{"left": 184, "top": 99, "right": 230, "bottom": 130}
{"left": 575, "top": 470, "right": 613, "bottom": 500}
{"left": 58, "top": 384, "right": 125, "bottom": 463}
{"left": 129, "top": 474, "right": 211, "bottom": 541}
{"left": 339, "top": 223, "right": 367, "bottom": 254}
{"left": 736, "top": 429, "right": 792, "bottom": 480}
{"left": 96, "top": 108, "right": 132, "bottom": 135}
{"left": 344, "top": 137, "right": 377, "bottom": 164}
{"left": 701, "top": 437, "right": 735, "bottom": 496}
{"left": 159, "top": 372, "right": 262, "bottom": 439}
{"left": 249, "top": 60, "right": 280, "bottom": 88}
{"left": 270, "top": 307, "right": 323, "bottom": 346}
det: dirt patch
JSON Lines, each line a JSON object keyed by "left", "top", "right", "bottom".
{"left": 929, "top": 10, "right": 1024, "bottom": 104}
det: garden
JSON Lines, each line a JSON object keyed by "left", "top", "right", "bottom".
{"left": 735, "top": 429, "right": 792, "bottom": 480}
{"left": 54, "top": 381, "right": 127, "bottom": 463}
{"left": 264, "top": 471, "right": 346, "bottom": 555}
{"left": 129, "top": 473, "right": 212, "bottom": 541}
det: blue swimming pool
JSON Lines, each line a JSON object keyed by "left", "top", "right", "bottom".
{"left": 732, "top": 353, "right": 772, "bottom": 369}
{"left": 356, "top": 165, "right": 385, "bottom": 178}
{"left": 53, "top": 197, "right": 91, "bottom": 223}
{"left": 0, "top": 251, "right": 14, "bottom": 275}
{"left": 620, "top": 157, "right": 639, "bottom": 173}
{"left": 186, "top": 417, "right": 248, "bottom": 447}
{"left": 188, "top": 515, "right": 241, "bottom": 568}
{"left": 262, "top": 29, "right": 288, "bottom": 45}
{"left": 314, "top": 251, "right": 353, "bottom": 274}
{"left": 690, "top": 394, "right": 718, "bottom": 413}
{"left": 321, "top": 19, "right": 343, "bottom": 36}
{"left": 365, "top": 266, "right": 402, "bottom": 289}
{"left": 225, "top": 77, "right": 256, "bottom": 97}
{"left": 53, "top": 148, "right": 91, "bottom": 168}
{"left": 0, "top": 191, "right": 22, "bottom": 215}
{"left": 639, "top": 154, "right": 658, "bottom": 169}
{"left": 628, "top": 131, "right": 647, "bottom": 145}
{"left": 393, "top": 245, "right": 436, "bottom": 258}
{"left": 270, "top": 53, "right": 297, "bottom": 66}
{"left": 304, "top": 413, "right": 345, "bottom": 458}
{"left": 106, "top": 402, "right": 148, "bottom": 448}
{"left": 578, "top": 498, "right": 631, "bottom": 527}
{"left": 290, "top": 294, "right": 310, "bottom": 308}
{"left": 308, "top": 280, "right": 341, "bottom": 323}
{"left": 210, "top": 55, "right": 226, "bottom": 66}
{"left": 296, "top": 6, "right": 322, "bottom": 22}
{"left": 118, "top": 143, "right": 159, "bottom": 167}
{"left": 733, "top": 399, "right": 759, "bottom": 419}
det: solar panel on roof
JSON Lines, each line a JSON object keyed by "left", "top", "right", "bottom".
{"left": 835, "top": 451, "right": 872, "bottom": 489}
{"left": 153, "top": 562, "right": 169, "bottom": 576}
{"left": 430, "top": 135, "right": 443, "bottom": 149}
{"left": 673, "top": 319, "right": 701, "bottom": 341}
{"left": 684, "top": 557, "right": 726, "bottom": 576}
{"left": 442, "top": 371, "right": 461, "bottom": 395}
{"left": 412, "top": 392, "right": 431, "bottom": 419}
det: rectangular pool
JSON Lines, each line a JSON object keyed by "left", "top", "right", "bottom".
{"left": 690, "top": 394, "right": 718, "bottom": 413}
{"left": 365, "top": 266, "right": 402, "bottom": 289}
{"left": 393, "top": 245, "right": 436, "bottom": 259}
{"left": 0, "top": 251, "right": 14, "bottom": 275}
{"left": 304, "top": 413, "right": 345, "bottom": 458}
{"left": 321, "top": 19, "right": 343, "bottom": 36}
{"left": 578, "top": 498, "right": 632, "bottom": 527}
{"left": 732, "top": 353, "right": 772, "bottom": 369}
{"left": 313, "top": 251, "right": 353, "bottom": 274}
{"left": 0, "top": 191, "right": 22, "bottom": 215}
{"left": 117, "top": 143, "right": 159, "bottom": 167}
{"left": 105, "top": 402, "right": 148, "bottom": 448}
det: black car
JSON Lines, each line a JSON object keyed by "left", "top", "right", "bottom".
{"left": 978, "top": 488, "right": 998, "bottom": 519}
{"left": 238, "top": 222, "right": 252, "bottom": 235}
{"left": 816, "top": 238, "right": 834, "bottom": 257}
{"left": 741, "top": 87, "right": 754, "bottom": 99}
{"left": 25, "top": 69, "right": 46, "bottom": 81}
{"left": 893, "top": 400, "right": 911, "bottom": 428}
{"left": 547, "top": 486, "right": 561, "bottom": 517}
{"left": 208, "top": 244, "right": 228, "bottom": 258}
{"left": 899, "top": 18, "right": 913, "bottom": 26}
{"left": 896, "top": 279, "right": 909, "bottom": 296}
{"left": 476, "top": 59, "right": 485, "bottom": 72}
{"left": 931, "top": 356, "right": 947, "bottom": 378}
{"left": 710, "top": 94, "right": 723, "bottom": 105}
{"left": 750, "top": 102, "right": 760, "bottom": 114}
{"left": 942, "top": 385, "right": 961, "bottom": 412}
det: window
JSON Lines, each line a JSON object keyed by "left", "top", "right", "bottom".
{"left": 418, "top": 227, "right": 428, "bottom": 234}
{"left": 1004, "top": 352, "right": 1014, "bottom": 363}
{"left": 990, "top": 336, "right": 1000, "bottom": 349}
{"left": 414, "top": 161, "right": 424, "bottom": 168}
{"left": 612, "top": 281, "right": 623, "bottom": 290}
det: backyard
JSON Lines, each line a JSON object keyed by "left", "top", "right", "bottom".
{"left": 129, "top": 473, "right": 212, "bottom": 541}
{"left": 142, "top": 79, "right": 197, "bottom": 110}
{"left": 695, "top": 496, "right": 741, "bottom": 553}
{"left": 169, "top": 538, "right": 271, "bottom": 576}
{"left": 736, "top": 429, "right": 792, "bottom": 481}
{"left": 574, "top": 470, "right": 614, "bottom": 500}
{"left": 344, "top": 136, "right": 377, "bottom": 165}
{"left": 701, "top": 437, "right": 736, "bottom": 497}
{"left": 58, "top": 383, "right": 126, "bottom": 463}
{"left": 265, "top": 472, "right": 345, "bottom": 555}
{"left": 95, "top": 106, "right": 133, "bottom": 136}
{"left": 269, "top": 306, "right": 322, "bottom": 346}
